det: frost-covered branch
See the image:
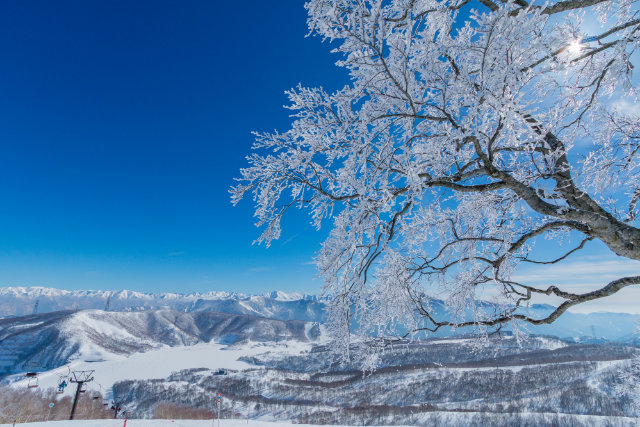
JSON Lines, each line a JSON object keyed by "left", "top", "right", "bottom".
{"left": 232, "top": 0, "right": 640, "bottom": 347}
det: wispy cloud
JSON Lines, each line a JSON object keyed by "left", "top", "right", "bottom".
{"left": 280, "top": 234, "right": 299, "bottom": 246}
{"left": 477, "top": 256, "right": 640, "bottom": 313}
{"left": 167, "top": 251, "right": 185, "bottom": 257}
{"left": 513, "top": 256, "right": 640, "bottom": 292}
{"left": 612, "top": 98, "right": 640, "bottom": 116}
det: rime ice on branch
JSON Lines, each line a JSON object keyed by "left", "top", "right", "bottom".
{"left": 232, "top": 0, "right": 640, "bottom": 343}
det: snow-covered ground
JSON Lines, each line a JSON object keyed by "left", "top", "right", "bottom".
{"left": 0, "top": 414, "right": 636, "bottom": 427}
{"left": 0, "top": 420, "right": 354, "bottom": 427}
{"left": 7, "top": 340, "right": 313, "bottom": 393}
{"left": 5, "top": 331, "right": 605, "bottom": 395}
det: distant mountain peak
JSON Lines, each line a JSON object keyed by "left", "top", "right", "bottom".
{"left": 267, "top": 290, "right": 317, "bottom": 301}
{"left": 0, "top": 286, "right": 638, "bottom": 343}
{"left": 0, "top": 286, "right": 327, "bottom": 322}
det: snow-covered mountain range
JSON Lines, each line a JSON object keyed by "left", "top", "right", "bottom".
{"left": 0, "top": 287, "right": 325, "bottom": 321}
{"left": 1, "top": 286, "right": 638, "bottom": 342}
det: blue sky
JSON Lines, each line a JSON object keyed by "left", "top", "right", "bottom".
{"left": 0, "top": 1, "right": 638, "bottom": 312}
{"left": 0, "top": 0, "right": 346, "bottom": 293}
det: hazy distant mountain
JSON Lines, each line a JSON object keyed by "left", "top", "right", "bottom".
{"left": 0, "top": 286, "right": 638, "bottom": 342}
{"left": 0, "top": 286, "right": 325, "bottom": 321}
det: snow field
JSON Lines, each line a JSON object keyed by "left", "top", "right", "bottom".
{"left": 0, "top": 420, "right": 367, "bottom": 427}
{"left": 9, "top": 340, "right": 313, "bottom": 393}
{"left": 0, "top": 413, "right": 636, "bottom": 427}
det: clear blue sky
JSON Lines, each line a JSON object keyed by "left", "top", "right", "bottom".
{"left": 0, "top": 0, "right": 346, "bottom": 293}
{"left": 0, "top": 1, "right": 638, "bottom": 312}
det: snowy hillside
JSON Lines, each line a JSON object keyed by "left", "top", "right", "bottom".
{"left": 4, "top": 332, "right": 637, "bottom": 425}
{"left": 0, "top": 309, "right": 322, "bottom": 380}
{"left": 0, "top": 421, "right": 409, "bottom": 427}
{"left": 111, "top": 336, "right": 638, "bottom": 424}
{"left": 1, "top": 414, "right": 637, "bottom": 427}
{"left": 1, "top": 307, "right": 638, "bottom": 425}
{"left": 0, "top": 421, "right": 351, "bottom": 427}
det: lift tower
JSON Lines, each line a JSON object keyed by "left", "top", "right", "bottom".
{"left": 68, "top": 370, "right": 95, "bottom": 420}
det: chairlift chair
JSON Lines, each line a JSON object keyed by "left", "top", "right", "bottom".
{"left": 25, "top": 349, "right": 46, "bottom": 389}
{"left": 25, "top": 372, "right": 38, "bottom": 389}
{"left": 56, "top": 377, "right": 68, "bottom": 394}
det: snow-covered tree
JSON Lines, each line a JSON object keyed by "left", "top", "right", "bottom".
{"left": 232, "top": 0, "right": 640, "bottom": 340}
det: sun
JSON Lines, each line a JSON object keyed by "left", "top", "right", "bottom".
{"left": 567, "top": 39, "right": 583, "bottom": 55}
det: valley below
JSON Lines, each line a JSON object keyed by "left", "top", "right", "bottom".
{"left": 1, "top": 287, "right": 639, "bottom": 426}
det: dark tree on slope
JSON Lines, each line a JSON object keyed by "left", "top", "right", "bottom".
{"left": 232, "top": 0, "right": 640, "bottom": 342}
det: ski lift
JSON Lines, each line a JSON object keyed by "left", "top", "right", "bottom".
{"left": 94, "top": 383, "right": 105, "bottom": 401}
{"left": 25, "top": 348, "right": 46, "bottom": 389}
{"left": 55, "top": 366, "right": 70, "bottom": 394}
{"left": 25, "top": 372, "right": 38, "bottom": 389}
{"left": 56, "top": 377, "right": 68, "bottom": 394}
{"left": 79, "top": 383, "right": 87, "bottom": 393}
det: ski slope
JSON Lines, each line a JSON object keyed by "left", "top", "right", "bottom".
{"left": 8, "top": 340, "right": 313, "bottom": 393}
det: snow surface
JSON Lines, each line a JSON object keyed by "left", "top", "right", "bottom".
{"left": 0, "top": 413, "right": 636, "bottom": 427}
{"left": 8, "top": 340, "right": 314, "bottom": 393}
{"left": 0, "top": 421, "right": 373, "bottom": 427}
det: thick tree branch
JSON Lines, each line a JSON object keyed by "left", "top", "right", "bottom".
{"left": 413, "top": 275, "right": 640, "bottom": 333}
{"left": 541, "top": 0, "right": 609, "bottom": 15}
